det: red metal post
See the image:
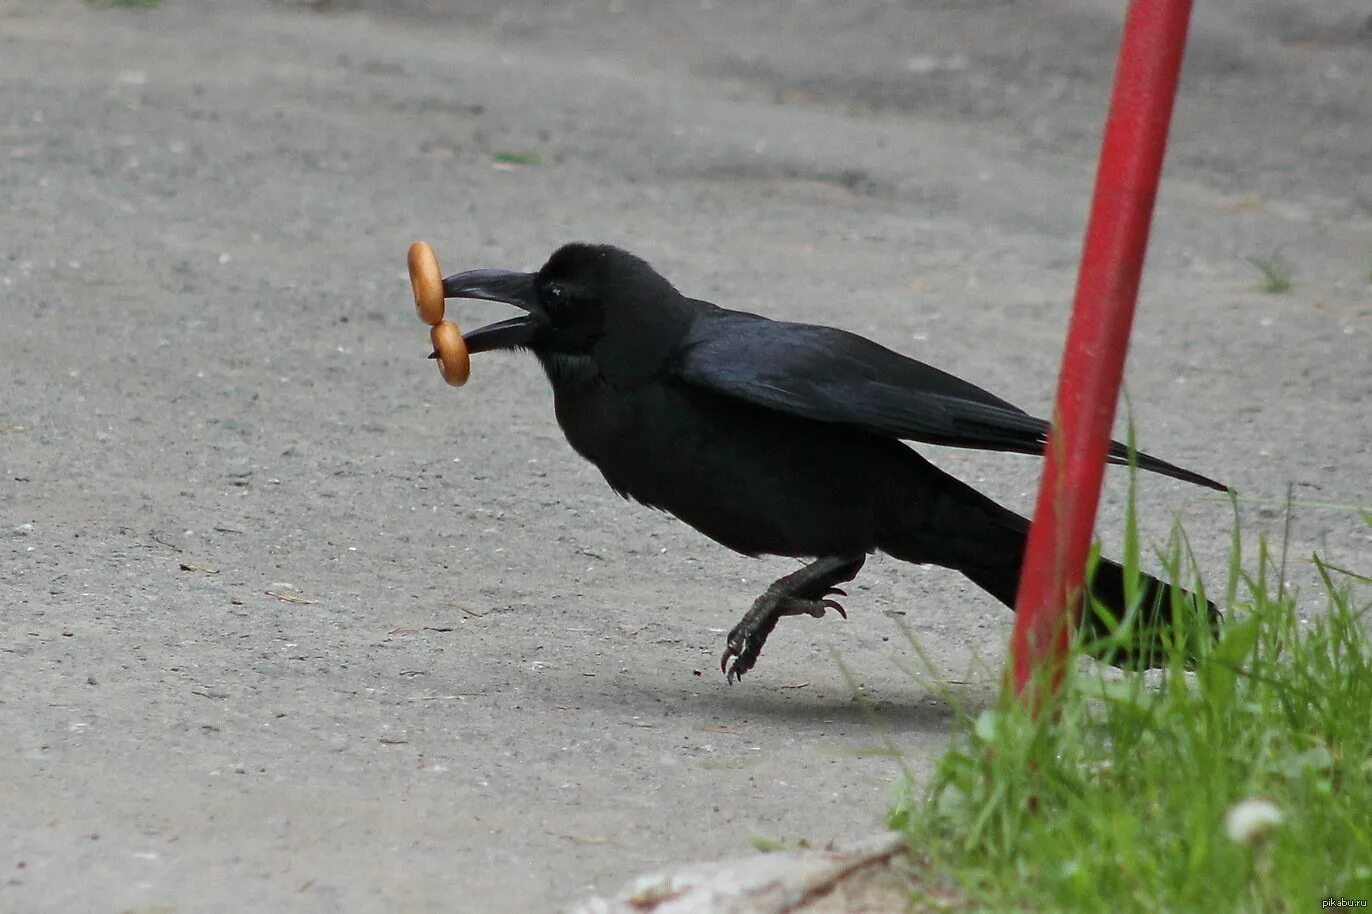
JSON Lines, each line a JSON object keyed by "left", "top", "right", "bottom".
{"left": 1010, "top": 0, "right": 1195, "bottom": 701}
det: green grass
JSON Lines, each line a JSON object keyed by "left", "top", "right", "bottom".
{"left": 750, "top": 835, "right": 814, "bottom": 853}
{"left": 491, "top": 150, "right": 542, "bottom": 166}
{"left": 89, "top": 0, "right": 161, "bottom": 7}
{"left": 889, "top": 499, "right": 1372, "bottom": 912}
{"left": 1246, "top": 253, "right": 1294, "bottom": 293}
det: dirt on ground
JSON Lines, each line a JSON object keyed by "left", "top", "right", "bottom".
{"left": 1, "top": 0, "right": 1368, "bottom": 911}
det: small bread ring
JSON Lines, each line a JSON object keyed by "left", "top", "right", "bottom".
{"left": 430, "top": 319, "right": 471, "bottom": 387}
{"left": 408, "top": 241, "right": 445, "bottom": 326}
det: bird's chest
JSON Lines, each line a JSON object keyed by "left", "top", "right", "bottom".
{"left": 551, "top": 382, "right": 710, "bottom": 503}
{"left": 548, "top": 378, "right": 880, "bottom": 558}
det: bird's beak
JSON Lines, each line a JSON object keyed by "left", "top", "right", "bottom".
{"left": 441, "top": 268, "right": 544, "bottom": 353}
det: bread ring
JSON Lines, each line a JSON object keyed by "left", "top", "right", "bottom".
{"left": 408, "top": 241, "right": 445, "bottom": 326}
{"left": 430, "top": 319, "right": 471, "bottom": 386}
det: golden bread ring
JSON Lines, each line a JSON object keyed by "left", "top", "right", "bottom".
{"left": 408, "top": 241, "right": 445, "bottom": 326}
{"left": 430, "top": 319, "right": 470, "bottom": 387}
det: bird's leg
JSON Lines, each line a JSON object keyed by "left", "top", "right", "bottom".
{"left": 722, "top": 555, "right": 866, "bottom": 683}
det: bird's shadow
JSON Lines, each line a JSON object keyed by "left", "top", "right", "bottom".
{"left": 718, "top": 689, "right": 964, "bottom": 732}
{"left": 592, "top": 666, "right": 1000, "bottom": 735}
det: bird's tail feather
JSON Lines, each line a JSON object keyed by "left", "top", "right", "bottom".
{"left": 879, "top": 455, "right": 1219, "bottom": 669}
{"left": 958, "top": 547, "right": 1220, "bottom": 669}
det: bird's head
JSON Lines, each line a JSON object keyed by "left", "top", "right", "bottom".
{"left": 441, "top": 244, "right": 683, "bottom": 378}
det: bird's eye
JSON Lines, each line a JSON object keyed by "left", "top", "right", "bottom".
{"left": 545, "top": 283, "right": 567, "bottom": 304}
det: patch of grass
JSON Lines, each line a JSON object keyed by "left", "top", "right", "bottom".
{"left": 491, "top": 150, "right": 542, "bottom": 166}
{"left": 749, "top": 835, "right": 813, "bottom": 854}
{"left": 1246, "top": 252, "right": 1294, "bottom": 293}
{"left": 89, "top": 0, "right": 161, "bottom": 6}
{"left": 889, "top": 498, "right": 1372, "bottom": 911}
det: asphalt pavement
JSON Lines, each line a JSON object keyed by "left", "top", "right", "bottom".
{"left": 2, "top": 1, "right": 1368, "bottom": 910}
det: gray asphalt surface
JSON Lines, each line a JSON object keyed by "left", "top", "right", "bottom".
{"left": 2, "top": 0, "right": 1369, "bottom": 911}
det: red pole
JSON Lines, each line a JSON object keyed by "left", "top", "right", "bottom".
{"left": 1010, "top": 0, "right": 1195, "bottom": 702}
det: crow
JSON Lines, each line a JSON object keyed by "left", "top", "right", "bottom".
{"left": 438, "top": 243, "right": 1224, "bottom": 680}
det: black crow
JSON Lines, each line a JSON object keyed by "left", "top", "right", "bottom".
{"left": 440, "top": 243, "right": 1223, "bottom": 680}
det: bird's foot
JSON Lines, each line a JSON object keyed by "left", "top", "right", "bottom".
{"left": 721, "top": 587, "right": 848, "bottom": 683}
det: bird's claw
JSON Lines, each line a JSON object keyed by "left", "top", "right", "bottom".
{"left": 721, "top": 627, "right": 756, "bottom": 683}
{"left": 721, "top": 594, "right": 845, "bottom": 682}
{"left": 816, "top": 583, "right": 848, "bottom": 619}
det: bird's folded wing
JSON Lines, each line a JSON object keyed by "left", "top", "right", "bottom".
{"left": 677, "top": 313, "right": 1051, "bottom": 452}
{"left": 676, "top": 312, "right": 1225, "bottom": 490}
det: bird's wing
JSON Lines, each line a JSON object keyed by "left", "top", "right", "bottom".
{"left": 676, "top": 310, "right": 1225, "bottom": 490}
{"left": 677, "top": 311, "right": 1047, "bottom": 450}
